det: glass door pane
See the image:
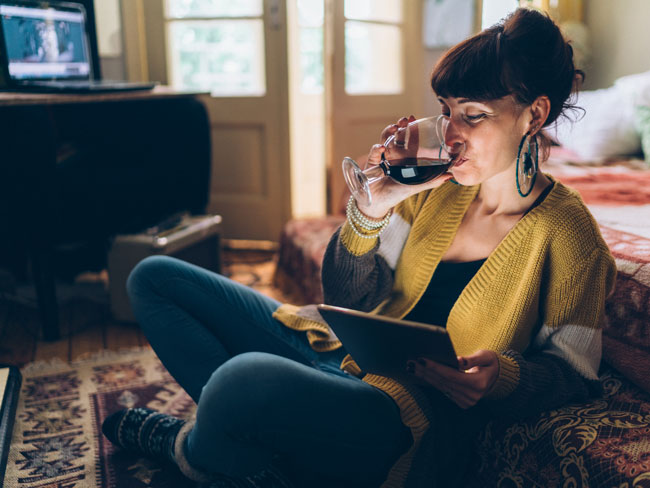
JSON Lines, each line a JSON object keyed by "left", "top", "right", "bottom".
{"left": 168, "top": 19, "right": 265, "bottom": 96}
{"left": 344, "top": 0, "right": 402, "bottom": 22}
{"left": 166, "top": 0, "right": 263, "bottom": 18}
{"left": 345, "top": 21, "right": 402, "bottom": 94}
{"left": 344, "top": 0, "right": 403, "bottom": 95}
{"left": 297, "top": 0, "right": 324, "bottom": 93}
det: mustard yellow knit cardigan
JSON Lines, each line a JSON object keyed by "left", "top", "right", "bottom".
{"left": 273, "top": 177, "right": 617, "bottom": 487}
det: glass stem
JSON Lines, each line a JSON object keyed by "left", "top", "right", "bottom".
{"left": 364, "top": 159, "right": 389, "bottom": 185}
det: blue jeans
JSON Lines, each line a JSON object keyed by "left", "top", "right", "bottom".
{"left": 127, "top": 256, "right": 411, "bottom": 487}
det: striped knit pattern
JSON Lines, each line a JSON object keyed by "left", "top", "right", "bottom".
{"left": 103, "top": 410, "right": 293, "bottom": 487}
{"left": 102, "top": 407, "right": 184, "bottom": 464}
{"left": 272, "top": 175, "right": 617, "bottom": 488}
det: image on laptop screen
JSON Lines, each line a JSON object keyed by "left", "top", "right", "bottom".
{"left": 0, "top": 2, "right": 91, "bottom": 81}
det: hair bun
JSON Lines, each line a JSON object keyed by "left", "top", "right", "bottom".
{"left": 431, "top": 7, "right": 580, "bottom": 128}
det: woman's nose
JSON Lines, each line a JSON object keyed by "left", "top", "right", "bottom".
{"left": 443, "top": 119, "right": 465, "bottom": 151}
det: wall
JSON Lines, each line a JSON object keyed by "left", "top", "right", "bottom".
{"left": 421, "top": 1, "right": 650, "bottom": 96}
{"left": 583, "top": 0, "right": 650, "bottom": 89}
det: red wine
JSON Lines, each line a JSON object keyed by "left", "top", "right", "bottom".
{"left": 384, "top": 157, "right": 451, "bottom": 185}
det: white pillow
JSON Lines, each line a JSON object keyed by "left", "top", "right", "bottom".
{"left": 545, "top": 70, "right": 650, "bottom": 161}
{"left": 546, "top": 86, "right": 640, "bottom": 161}
{"left": 614, "top": 70, "right": 650, "bottom": 106}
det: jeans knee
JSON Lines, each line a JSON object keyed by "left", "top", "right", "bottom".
{"left": 126, "top": 255, "right": 179, "bottom": 301}
{"left": 198, "top": 352, "right": 293, "bottom": 425}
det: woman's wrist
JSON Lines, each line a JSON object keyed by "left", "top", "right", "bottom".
{"left": 354, "top": 200, "right": 393, "bottom": 221}
{"left": 346, "top": 197, "right": 392, "bottom": 238}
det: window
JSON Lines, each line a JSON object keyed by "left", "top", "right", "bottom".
{"left": 344, "top": 0, "right": 403, "bottom": 95}
{"left": 165, "top": 0, "right": 266, "bottom": 96}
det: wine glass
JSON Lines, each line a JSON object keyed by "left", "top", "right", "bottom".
{"left": 342, "top": 115, "right": 465, "bottom": 207}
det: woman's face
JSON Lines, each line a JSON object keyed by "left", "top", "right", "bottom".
{"left": 438, "top": 95, "right": 530, "bottom": 187}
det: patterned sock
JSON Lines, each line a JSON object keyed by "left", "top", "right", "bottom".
{"left": 104, "top": 409, "right": 294, "bottom": 487}
{"left": 101, "top": 407, "right": 185, "bottom": 464}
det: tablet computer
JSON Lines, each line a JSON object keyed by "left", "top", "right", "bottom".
{"left": 317, "top": 304, "right": 458, "bottom": 379}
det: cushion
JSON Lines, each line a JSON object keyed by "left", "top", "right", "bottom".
{"left": 614, "top": 70, "right": 650, "bottom": 104}
{"left": 466, "top": 365, "right": 650, "bottom": 487}
{"left": 547, "top": 86, "right": 640, "bottom": 161}
{"left": 547, "top": 70, "right": 650, "bottom": 161}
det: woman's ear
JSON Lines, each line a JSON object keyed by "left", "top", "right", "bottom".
{"left": 528, "top": 95, "right": 551, "bottom": 135}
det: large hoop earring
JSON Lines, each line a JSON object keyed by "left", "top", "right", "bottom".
{"left": 515, "top": 133, "right": 538, "bottom": 197}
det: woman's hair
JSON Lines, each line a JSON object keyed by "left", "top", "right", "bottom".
{"left": 431, "top": 7, "right": 582, "bottom": 136}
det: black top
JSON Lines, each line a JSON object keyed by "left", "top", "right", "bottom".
{"left": 402, "top": 182, "right": 555, "bottom": 327}
{"left": 403, "top": 258, "right": 486, "bottom": 326}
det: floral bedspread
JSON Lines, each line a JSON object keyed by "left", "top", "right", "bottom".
{"left": 467, "top": 366, "right": 650, "bottom": 488}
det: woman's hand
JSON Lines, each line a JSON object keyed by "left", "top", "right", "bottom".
{"left": 356, "top": 115, "right": 453, "bottom": 219}
{"left": 406, "top": 350, "right": 500, "bottom": 409}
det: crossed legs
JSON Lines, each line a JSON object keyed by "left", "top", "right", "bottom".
{"left": 111, "top": 256, "right": 411, "bottom": 486}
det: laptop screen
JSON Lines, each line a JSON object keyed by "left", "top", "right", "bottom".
{"left": 0, "top": 1, "right": 91, "bottom": 81}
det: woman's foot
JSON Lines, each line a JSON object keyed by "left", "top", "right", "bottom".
{"left": 102, "top": 408, "right": 294, "bottom": 487}
{"left": 101, "top": 407, "right": 185, "bottom": 464}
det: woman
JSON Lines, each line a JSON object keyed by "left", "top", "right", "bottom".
{"left": 102, "top": 8, "right": 616, "bottom": 488}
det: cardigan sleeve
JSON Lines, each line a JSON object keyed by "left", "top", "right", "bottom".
{"left": 321, "top": 223, "right": 395, "bottom": 312}
{"left": 483, "top": 245, "right": 617, "bottom": 418}
{"left": 483, "top": 349, "right": 600, "bottom": 419}
{"left": 321, "top": 194, "right": 420, "bottom": 312}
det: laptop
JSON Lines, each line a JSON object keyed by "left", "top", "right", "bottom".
{"left": 317, "top": 304, "right": 458, "bottom": 379}
{"left": 0, "top": 0, "right": 157, "bottom": 93}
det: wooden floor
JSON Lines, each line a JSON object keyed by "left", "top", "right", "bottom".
{"left": 0, "top": 296, "right": 150, "bottom": 368}
{"left": 0, "top": 242, "right": 280, "bottom": 368}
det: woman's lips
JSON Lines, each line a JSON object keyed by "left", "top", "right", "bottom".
{"left": 452, "top": 157, "right": 467, "bottom": 168}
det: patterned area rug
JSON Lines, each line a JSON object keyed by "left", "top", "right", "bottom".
{"left": 5, "top": 247, "right": 299, "bottom": 488}
{"left": 5, "top": 348, "right": 196, "bottom": 488}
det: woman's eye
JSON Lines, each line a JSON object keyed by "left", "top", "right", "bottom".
{"left": 464, "top": 113, "right": 486, "bottom": 123}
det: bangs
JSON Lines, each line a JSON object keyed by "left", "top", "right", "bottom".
{"left": 431, "top": 27, "right": 511, "bottom": 102}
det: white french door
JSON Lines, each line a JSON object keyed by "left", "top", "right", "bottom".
{"left": 121, "top": 0, "right": 423, "bottom": 236}
{"left": 123, "top": 0, "right": 291, "bottom": 241}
